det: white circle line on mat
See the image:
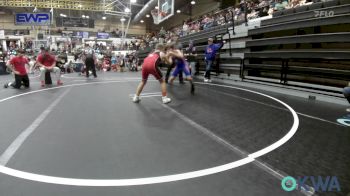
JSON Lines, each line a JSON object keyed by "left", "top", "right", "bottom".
{"left": 0, "top": 81, "right": 299, "bottom": 186}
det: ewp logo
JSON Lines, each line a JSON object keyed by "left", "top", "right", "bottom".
{"left": 15, "top": 13, "right": 51, "bottom": 26}
{"left": 281, "top": 176, "right": 341, "bottom": 193}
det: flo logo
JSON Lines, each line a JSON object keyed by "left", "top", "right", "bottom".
{"left": 281, "top": 176, "right": 341, "bottom": 193}
{"left": 314, "top": 10, "right": 334, "bottom": 17}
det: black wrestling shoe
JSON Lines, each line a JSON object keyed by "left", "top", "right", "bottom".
{"left": 3, "top": 83, "right": 9, "bottom": 88}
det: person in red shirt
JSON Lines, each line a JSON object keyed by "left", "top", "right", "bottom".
{"left": 36, "top": 48, "right": 63, "bottom": 87}
{"left": 4, "top": 49, "right": 30, "bottom": 89}
{"left": 132, "top": 44, "right": 171, "bottom": 104}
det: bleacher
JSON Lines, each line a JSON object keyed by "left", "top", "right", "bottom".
{"left": 244, "top": 0, "right": 350, "bottom": 93}
{"left": 138, "top": 0, "right": 350, "bottom": 96}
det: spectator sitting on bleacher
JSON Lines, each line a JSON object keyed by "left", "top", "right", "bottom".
{"left": 201, "top": 15, "right": 210, "bottom": 30}
{"left": 183, "top": 22, "right": 190, "bottom": 36}
{"left": 274, "top": 0, "right": 288, "bottom": 11}
{"left": 248, "top": 8, "right": 259, "bottom": 19}
{"left": 192, "top": 21, "right": 201, "bottom": 33}
{"left": 258, "top": 6, "right": 270, "bottom": 17}
{"left": 216, "top": 13, "right": 226, "bottom": 25}
{"left": 299, "top": 0, "right": 313, "bottom": 6}
{"left": 259, "top": 0, "right": 270, "bottom": 8}
{"left": 185, "top": 40, "right": 198, "bottom": 77}
{"left": 288, "top": 0, "right": 301, "bottom": 8}
{"left": 208, "top": 16, "right": 216, "bottom": 28}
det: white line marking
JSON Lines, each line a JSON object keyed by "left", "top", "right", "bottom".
{"left": 297, "top": 113, "right": 343, "bottom": 127}
{"left": 129, "top": 92, "right": 162, "bottom": 96}
{"left": 159, "top": 102, "right": 248, "bottom": 155}
{"left": 129, "top": 92, "right": 163, "bottom": 98}
{"left": 62, "top": 74, "right": 142, "bottom": 80}
{"left": 133, "top": 94, "right": 162, "bottom": 98}
{"left": 0, "top": 81, "right": 299, "bottom": 186}
{"left": 158, "top": 99, "right": 311, "bottom": 196}
{"left": 0, "top": 89, "right": 71, "bottom": 166}
{"left": 197, "top": 85, "right": 344, "bottom": 127}
{"left": 72, "top": 78, "right": 142, "bottom": 82}
{"left": 0, "top": 80, "right": 143, "bottom": 104}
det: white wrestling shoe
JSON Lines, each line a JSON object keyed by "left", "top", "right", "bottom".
{"left": 346, "top": 108, "right": 350, "bottom": 112}
{"left": 132, "top": 95, "right": 141, "bottom": 103}
{"left": 162, "top": 96, "right": 171, "bottom": 104}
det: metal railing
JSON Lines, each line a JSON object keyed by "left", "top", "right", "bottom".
{"left": 0, "top": 0, "right": 112, "bottom": 11}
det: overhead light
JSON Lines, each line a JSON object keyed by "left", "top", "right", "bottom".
{"left": 191, "top": 1, "right": 196, "bottom": 5}
{"left": 146, "top": 14, "right": 150, "bottom": 18}
{"left": 120, "top": 17, "right": 126, "bottom": 22}
{"left": 131, "top": 0, "right": 137, "bottom": 3}
{"left": 102, "top": 16, "right": 106, "bottom": 20}
{"left": 155, "top": 6, "right": 159, "bottom": 9}
{"left": 82, "top": 15, "right": 85, "bottom": 18}
{"left": 140, "top": 20, "right": 144, "bottom": 23}
{"left": 79, "top": 4, "right": 82, "bottom": 8}
{"left": 86, "top": 16, "right": 89, "bottom": 19}
{"left": 60, "top": 13, "right": 67, "bottom": 17}
{"left": 176, "top": 10, "right": 181, "bottom": 13}
{"left": 125, "top": 8, "right": 130, "bottom": 13}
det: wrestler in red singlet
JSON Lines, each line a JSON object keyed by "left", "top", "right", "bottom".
{"left": 132, "top": 44, "right": 172, "bottom": 104}
{"left": 141, "top": 52, "right": 163, "bottom": 81}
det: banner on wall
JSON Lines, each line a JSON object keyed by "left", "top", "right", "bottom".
{"left": 56, "top": 17, "right": 94, "bottom": 28}
{"left": 97, "top": 32, "right": 109, "bottom": 39}
{"left": 76, "top": 32, "right": 89, "bottom": 38}
{"left": 15, "top": 13, "right": 51, "bottom": 26}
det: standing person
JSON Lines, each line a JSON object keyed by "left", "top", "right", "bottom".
{"left": 167, "top": 46, "right": 195, "bottom": 94}
{"left": 36, "top": 48, "right": 63, "bottom": 87}
{"left": 111, "top": 54, "right": 117, "bottom": 71}
{"left": 132, "top": 44, "right": 171, "bottom": 104}
{"left": 118, "top": 54, "right": 125, "bottom": 72}
{"left": 3, "top": 49, "right": 30, "bottom": 89}
{"left": 128, "top": 53, "right": 135, "bottom": 71}
{"left": 204, "top": 38, "right": 224, "bottom": 82}
{"left": 185, "top": 40, "right": 197, "bottom": 77}
{"left": 84, "top": 50, "right": 97, "bottom": 78}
